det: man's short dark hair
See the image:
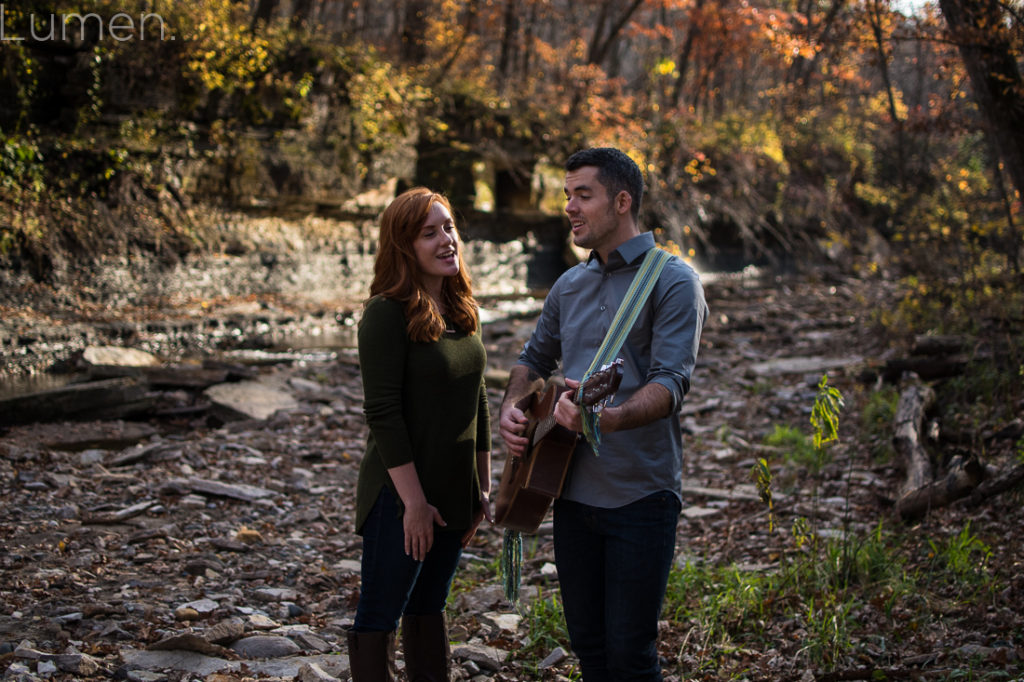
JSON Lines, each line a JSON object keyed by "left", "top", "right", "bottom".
{"left": 565, "top": 147, "right": 644, "bottom": 221}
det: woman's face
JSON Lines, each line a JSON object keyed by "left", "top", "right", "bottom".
{"left": 413, "top": 200, "right": 460, "bottom": 292}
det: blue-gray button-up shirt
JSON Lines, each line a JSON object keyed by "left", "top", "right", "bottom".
{"left": 517, "top": 232, "right": 708, "bottom": 508}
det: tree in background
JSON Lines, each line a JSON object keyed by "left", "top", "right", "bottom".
{"left": 1, "top": 0, "right": 1020, "bottom": 291}
{"left": 938, "top": 0, "right": 1023, "bottom": 272}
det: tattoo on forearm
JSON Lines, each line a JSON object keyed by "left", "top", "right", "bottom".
{"left": 502, "top": 365, "right": 545, "bottom": 408}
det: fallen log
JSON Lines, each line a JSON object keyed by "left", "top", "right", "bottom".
{"left": 896, "top": 455, "right": 986, "bottom": 520}
{"left": 893, "top": 375, "right": 935, "bottom": 497}
{"left": 958, "top": 462, "right": 1024, "bottom": 508}
{"left": 910, "top": 334, "right": 971, "bottom": 356}
{"left": 882, "top": 354, "right": 969, "bottom": 382}
{"left": 891, "top": 374, "right": 991, "bottom": 519}
{"left": 0, "top": 377, "right": 152, "bottom": 426}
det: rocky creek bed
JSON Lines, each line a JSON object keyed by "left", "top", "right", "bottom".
{"left": 1, "top": 268, "right": 1023, "bottom": 682}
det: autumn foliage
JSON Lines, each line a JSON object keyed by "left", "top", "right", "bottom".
{"left": 0, "top": 0, "right": 1021, "bottom": 320}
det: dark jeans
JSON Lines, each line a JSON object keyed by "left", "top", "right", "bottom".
{"left": 353, "top": 486, "right": 464, "bottom": 633}
{"left": 553, "top": 491, "right": 681, "bottom": 682}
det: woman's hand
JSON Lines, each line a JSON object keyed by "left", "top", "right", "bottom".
{"left": 388, "top": 462, "right": 445, "bottom": 561}
{"left": 461, "top": 489, "right": 492, "bottom": 547}
{"left": 402, "top": 498, "right": 445, "bottom": 561}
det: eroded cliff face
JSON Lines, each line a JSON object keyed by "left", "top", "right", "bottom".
{"left": 0, "top": 203, "right": 553, "bottom": 378}
{"left": 1, "top": 114, "right": 575, "bottom": 378}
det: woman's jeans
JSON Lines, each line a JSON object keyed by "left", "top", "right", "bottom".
{"left": 553, "top": 491, "right": 682, "bottom": 682}
{"left": 353, "top": 487, "right": 464, "bottom": 633}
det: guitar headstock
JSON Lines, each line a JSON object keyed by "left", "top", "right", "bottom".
{"left": 575, "top": 359, "right": 624, "bottom": 407}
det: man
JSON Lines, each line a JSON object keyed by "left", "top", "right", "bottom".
{"left": 499, "top": 147, "right": 708, "bottom": 681}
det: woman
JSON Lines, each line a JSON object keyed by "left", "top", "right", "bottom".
{"left": 349, "top": 187, "right": 492, "bottom": 681}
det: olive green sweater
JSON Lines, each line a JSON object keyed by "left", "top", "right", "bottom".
{"left": 354, "top": 296, "right": 491, "bottom": 534}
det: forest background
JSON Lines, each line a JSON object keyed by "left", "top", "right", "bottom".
{"left": 1, "top": 0, "right": 1023, "bottom": 331}
{"left": 1, "top": 0, "right": 1024, "bottom": 680}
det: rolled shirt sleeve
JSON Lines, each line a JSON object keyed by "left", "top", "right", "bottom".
{"left": 514, "top": 232, "right": 708, "bottom": 508}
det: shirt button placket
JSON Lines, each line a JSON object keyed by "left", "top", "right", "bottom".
{"left": 600, "top": 271, "right": 610, "bottom": 313}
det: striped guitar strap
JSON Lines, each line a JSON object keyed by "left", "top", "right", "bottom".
{"left": 578, "top": 246, "right": 674, "bottom": 455}
{"left": 502, "top": 246, "right": 674, "bottom": 603}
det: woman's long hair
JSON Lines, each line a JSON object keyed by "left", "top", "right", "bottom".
{"left": 366, "top": 187, "right": 478, "bottom": 342}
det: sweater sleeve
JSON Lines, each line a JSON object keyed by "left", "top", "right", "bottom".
{"left": 358, "top": 298, "right": 415, "bottom": 469}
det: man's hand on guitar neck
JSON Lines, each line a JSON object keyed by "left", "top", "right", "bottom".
{"left": 553, "top": 378, "right": 584, "bottom": 432}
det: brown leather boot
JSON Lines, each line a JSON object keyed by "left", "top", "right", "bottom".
{"left": 400, "top": 612, "right": 450, "bottom": 681}
{"left": 347, "top": 628, "right": 397, "bottom": 682}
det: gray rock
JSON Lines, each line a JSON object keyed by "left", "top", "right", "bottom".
{"left": 245, "top": 654, "right": 350, "bottom": 679}
{"left": 205, "top": 381, "right": 300, "bottom": 421}
{"left": 297, "top": 661, "right": 341, "bottom": 682}
{"left": 120, "top": 648, "right": 236, "bottom": 677}
{"left": 78, "top": 449, "right": 107, "bottom": 464}
{"left": 177, "top": 598, "right": 219, "bottom": 614}
{"left": 53, "top": 652, "right": 101, "bottom": 675}
{"left": 3, "top": 661, "right": 34, "bottom": 679}
{"left": 254, "top": 587, "right": 300, "bottom": 603}
{"left": 451, "top": 643, "right": 508, "bottom": 672}
{"left": 13, "top": 642, "right": 44, "bottom": 660}
{"left": 82, "top": 346, "right": 161, "bottom": 368}
{"left": 204, "top": 619, "right": 246, "bottom": 645}
{"left": 36, "top": 660, "right": 58, "bottom": 676}
{"left": 248, "top": 613, "right": 281, "bottom": 630}
{"left": 230, "top": 634, "right": 303, "bottom": 658}
{"left": 147, "top": 633, "right": 232, "bottom": 657}
{"left": 746, "top": 355, "right": 864, "bottom": 377}
{"left": 293, "top": 631, "right": 332, "bottom": 653}
{"left": 126, "top": 670, "right": 168, "bottom": 681}
{"left": 540, "top": 646, "right": 569, "bottom": 668}
{"left": 184, "top": 477, "right": 276, "bottom": 502}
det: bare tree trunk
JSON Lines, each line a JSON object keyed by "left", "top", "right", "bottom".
{"left": 786, "top": 0, "right": 846, "bottom": 104}
{"left": 866, "top": 0, "right": 907, "bottom": 189}
{"left": 430, "top": 0, "right": 480, "bottom": 85}
{"left": 586, "top": 0, "right": 646, "bottom": 66}
{"left": 939, "top": 0, "right": 1024, "bottom": 202}
{"left": 251, "top": 0, "right": 279, "bottom": 30}
{"left": 291, "top": 0, "right": 315, "bottom": 29}
{"left": 519, "top": 1, "right": 536, "bottom": 83}
{"left": 670, "top": 0, "right": 704, "bottom": 107}
{"left": 498, "top": 0, "right": 520, "bottom": 84}
{"left": 400, "top": 0, "right": 430, "bottom": 64}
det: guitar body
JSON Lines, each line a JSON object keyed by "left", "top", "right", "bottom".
{"left": 493, "top": 384, "right": 577, "bottom": 533}
{"left": 494, "top": 361, "right": 623, "bottom": 534}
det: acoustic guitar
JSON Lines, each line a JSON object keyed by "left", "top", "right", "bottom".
{"left": 494, "top": 360, "right": 624, "bottom": 533}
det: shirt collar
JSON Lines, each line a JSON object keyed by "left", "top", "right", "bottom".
{"left": 586, "top": 232, "right": 656, "bottom": 272}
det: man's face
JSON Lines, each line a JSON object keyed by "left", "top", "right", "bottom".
{"left": 564, "top": 165, "right": 622, "bottom": 256}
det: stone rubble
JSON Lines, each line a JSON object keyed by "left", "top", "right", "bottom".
{"left": 2, "top": 272, "right": 971, "bottom": 681}
{"left": 0, "top": 310, "right": 581, "bottom": 681}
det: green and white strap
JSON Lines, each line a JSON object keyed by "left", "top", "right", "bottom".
{"left": 578, "top": 247, "right": 673, "bottom": 455}
{"left": 502, "top": 246, "right": 673, "bottom": 605}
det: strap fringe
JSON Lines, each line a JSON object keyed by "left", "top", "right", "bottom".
{"left": 501, "top": 528, "right": 522, "bottom": 603}
{"left": 581, "top": 408, "right": 602, "bottom": 456}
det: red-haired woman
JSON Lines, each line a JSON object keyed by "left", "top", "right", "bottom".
{"left": 348, "top": 187, "right": 492, "bottom": 681}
